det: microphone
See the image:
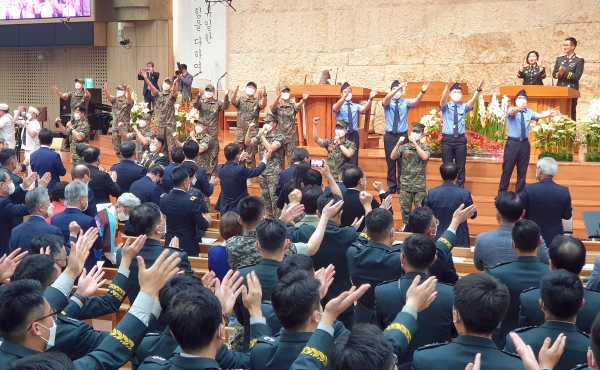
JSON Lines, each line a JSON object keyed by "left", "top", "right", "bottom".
{"left": 216, "top": 72, "right": 228, "bottom": 99}
{"left": 334, "top": 68, "right": 338, "bottom": 85}
{"left": 304, "top": 72, "right": 310, "bottom": 84}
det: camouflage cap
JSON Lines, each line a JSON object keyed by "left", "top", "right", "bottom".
{"left": 116, "top": 84, "right": 127, "bottom": 91}
{"left": 194, "top": 117, "right": 208, "bottom": 125}
{"left": 335, "top": 119, "right": 348, "bottom": 128}
{"left": 205, "top": 84, "right": 215, "bottom": 91}
{"left": 247, "top": 81, "right": 257, "bottom": 89}
{"left": 264, "top": 114, "right": 278, "bottom": 123}
{"left": 74, "top": 78, "right": 84, "bottom": 83}
{"left": 411, "top": 122, "right": 425, "bottom": 133}
{"left": 140, "top": 113, "right": 152, "bottom": 121}
{"left": 280, "top": 85, "right": 290, "bottom": 92}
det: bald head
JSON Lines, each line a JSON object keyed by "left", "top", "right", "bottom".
{"left": 71, "top": 164, "right": 90, "bottom": 181}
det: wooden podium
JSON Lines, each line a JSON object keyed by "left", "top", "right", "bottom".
{"left": 499, "top": 86, "right": 580, "bottom": 116}
{"left": 288, "top": 85, "right": 374, "bottom": 148}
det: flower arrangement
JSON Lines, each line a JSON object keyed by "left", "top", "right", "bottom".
{"left": 175, "top": 103, "right": 195, "bottom": 140}
{"left": 128, "top": 90, "right": 155, "bottom": 131}
{"left": 589, "top": 96, "right": 600, "bottom": 121}
{"left": 531, "top": 115, "right": 577, "bottom": 161}
{"left": 421, "top": 109, "right": 443, "bottom": 153}
{"left": 467, "top": 94, "right": 508, "bottom": 146}
{"left": 578, "top": 98, "right": 600, "bottom": 162}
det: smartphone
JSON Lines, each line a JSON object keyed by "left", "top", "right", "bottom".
{"left": 310, "top": 159, "right": 324, "bottom": 168}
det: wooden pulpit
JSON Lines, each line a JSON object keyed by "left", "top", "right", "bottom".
{"left": 288, "top": 85, "right": 374, "bottom": 148}
{"left": 499, "top": 86, "right": 580, "bottom": 116}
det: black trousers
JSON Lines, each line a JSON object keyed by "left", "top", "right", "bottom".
{"left": 571, "top": 98, "right": 578, "bottom": 120}
{"left": 441, "top": 136, "right": 467, "bottom": 188}
{"left": 383, "top": 131, "right": 408, "bottom": 193}
{"left": 346, "top": 130, "right": 359, "bottom": 167}
{"left": 499, "top": 139, "right": 530, "bottom": 193}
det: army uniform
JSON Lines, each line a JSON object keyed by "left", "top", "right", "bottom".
{"left": 142, "top": 152, "right": 169, "bottom": 169}
{"left": 51, "top": 315, "right": 108, "bottom": 360}
{"left": 233, "top": 96, "right": 261, "bottom": 168}
{"left": 193, "top": 84, "right": 230, "bottom": 175}
{"left": 320, "top": 121, "right": 357, "bottom": 179}
{"left": 64, "top": 88, "right": 90, "bottom": 121}
{"left": 66, "top": 118, "right": 90, "bottom": 163}
{"left": 398, "top": 134, "right": 431, "bottom": 225}
{"left": 271, "top": 85, "right": 299, "bottom": 166}
{"left": 518, "top": 65, "right": 546, "bottom": 85}
{"left": 553, "top": 53, "right": 584, "bottom": 119}
{"left": 127, "top": 127, "right": 155, "bottom": 164}
{"left": 111, "top": 88, "right": 134, "bottom": 160}
{"left": 153, "top": 89, "right": 177, "bottom": 160}
{"left": 505, "top": 321, "right": 588, "bottom": 370}
{"left": 195, "top": 131, "right": 214, "bottom": 174}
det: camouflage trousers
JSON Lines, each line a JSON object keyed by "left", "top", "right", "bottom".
{"left": 156, "top": 125, "right": 177, "bottom": 162}
{"left": 259, "top": 174, "right": 281, "bottom": 219}
{"left": 112, "top": 128, "right": 123, "bottom": 161}
{"left": 284, "top": 139, "right": 297, "bottom": 167}
{"left": 400, "top": 190, "right": 427, "bottom": 226}
{"left": 209, "top": 142, "right": 220, "bottom": 176}
{"left": 235, "top": 128, "right": 258, "bottom": 168}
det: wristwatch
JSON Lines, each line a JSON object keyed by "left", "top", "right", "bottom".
{"left": 421, "top": 90, "right": 427, "bottom": 94}
{"left": 477, "top": 88, "right": 483, "bottom": 92}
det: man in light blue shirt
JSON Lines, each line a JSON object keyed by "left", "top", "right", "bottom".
{"left": 439, "top": 78, "right": 484, "bottom": 188}
{"left": 332, "top": 82, "right": 378, "bottom": 166}
{"left": 382, "top": 80, "right": 429, "bottom": 193}
{"left": 499, "top": 89, "right": 556, "bottom": 193}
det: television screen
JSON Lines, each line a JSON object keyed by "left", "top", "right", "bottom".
{"left": 0, "top": 0, "right": 91, "bottom": 20}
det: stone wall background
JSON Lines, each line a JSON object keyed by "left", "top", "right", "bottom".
{"left": 227, "top": 0, "right": 600, "bottom": 119}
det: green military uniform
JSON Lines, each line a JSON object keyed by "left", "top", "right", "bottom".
{"left": 320, "top": 120, "right": 357, "bottom": 179}
{"left": 153, "top": 87, "right": 177, "bottom": 161}
{"left": 195, "top": 130, "right": 214, "bottom": 174}
{"left": 505, "top": 321, "right": 589, "bottom": 370}
{"left": 233, "top": 95, "right": 261, "bottom": 168}
{"left": 271, "top": 85, "right": 299, "bottom": 166}
{"left": 64, "top": 86, "right": 90, "bottom": 121}
{"left": 143, "top": 152, "right": 169, "bottom": 169}
{"left": 52, "top": 315, "right": 108, "bottom": 360}
{"left": 398, "top": 123, "right": 431, "bottom": 225}
{"left": 126, "top": 114, "right": 155, "bottom": 161}
{"left": 111, "top": 84, "right": 134, "bottom": 160}
{"left": 517, "top": 65, "right": 546, "bottom": 85}
{"left": 193, "top": 84, "right": 230, "bottom": 175}
{"left": 552, "top": 53, "right": 584, "bottom": 119}
{"left": 519, "top": 286, "right": 600, "bottom": 334}
{"left": 66, "top": 118, "right": 90, "bottom": 163}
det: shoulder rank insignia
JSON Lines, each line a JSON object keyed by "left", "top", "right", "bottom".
{"left": 190, "top": 196, "right": 198, "bottom": 201}
{"left": 158, "top": 153, "right": 164, "bottom": 157}
{"left": 161, "top": 193, "right": 166, "bottom": 198}
{"left": 263, "top": 336, "right": 276, "bottom": 342}
{"left": 151, "top": 356, "right": 166, "bottom": 361}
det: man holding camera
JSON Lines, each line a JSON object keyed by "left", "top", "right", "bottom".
{"left": 137, "top": 62, "right": 160, "bottom": 109}
{"left": 175, "top": 63, "right": 194, "bottom": 102}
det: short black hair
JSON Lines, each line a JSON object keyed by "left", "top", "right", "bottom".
{"left": 256, "top": 219, "right": 287, "bottom": 254}
{"left": 238, "top": 196, "right": 265, "bottom": 225}
{"left": 171, "top": 166, "right": 190, "bottom": 188}
{"left": 291, "top": 163, "right": 311, "bottom": 190}
{"left": 147, "top": 165, "right": 165, "bottom": 178}
{"left": 7, "top": 352, "right": 75, "bottom": 370}
{"left": 130, "top": 202, "right": 162, "bottom": 236}
{"left": 453, "top": 273, "right": 510, "bottom": 334}
{"left": 540, "top": 269, "right": 583, "bottom": 320}
{"left": 12, "top": 255, "right": 59, "bottom": 288}
{"left": 120, "top": 141, "right": 136, "bottom": 158}
{"left": 0, "top": 279, "right": 45, "bottom": 342}
{"left": 38, "top": 128, "right": 54, "bottom": 146}
{"left": 304, "top": 169, "right": 322, "bottom": 187}
{"left": 317, "top": 192, "right": 342, "bottom": 215}
{"left": 30, "top": 235, "right": 64, "bottom": 258}
{"left": 402, "top": 233, "right": 436, "bottom": 269}
{"left": 291, "top": 148, "right": 309, "bottom": 162}
{"left": 159, "top": 274, "right": 204, "bottom": 312}
{"left": 70, "top": 164, "right": 90, "bottom": 180}
{"left": 591, "top": 312, "right": 600, "bottom": 362}
{"left": 565, "top": 37, "right": 577, "bottom": 47}
{"left": 183, "top": 140, "right": 200, "bottom": 159}
{"left": 277, "top": 254, "right": 314, "bottom": 279}
{"left": 440, "top": 163, "right": 458, "bottom": 181}
{"left": 549, "top": 235, "right": 586, "bottom": 275}
{"left": 406, "top": 207, "right": 434, "bottom": 234}
{"left": 83, "top": 146, "right": 100, "bottom": 164}
{"left": 178, "top": 161, "right": 198, "bottom": 179}
{"left": 151, "top": 135, "right": 165, "bottom": 147}
{"left": 495, "top": 192, "right": 523, "bottom": 223}
{"left": 0, "top": 148, "right": 16, "bottom": 166}
{"left": 224, "top": 143, "right": 240, "bottom": 161}
{"left": 171, "top": 147, "right": 185, "bottom": 164}
{"left": 365, "top": 208, "right": 394, "bottom": 242}
{"left": 511, "top": 219, "right": 541, "bottom": 252}
{"left": 343, "top": 165, "right": 363, "bottom": 188}
{"left": 75, "top": 143, "right": 89, "bottom": 158}
{"left": 301, "top": 185, "right": 323, "bottom": 215}
{"left": 339, "top": 164, "right": 353, "bottom": 181}
{"left": 168, "top": 288, "right": 222, "bottom": 353}
{"left": 330, "top": 324, "right": 394, "bottom": 370}
{"left": 271, "top": 270, "right": 321, "bottom": 331}
{"left": 180, "top": 63, "right": 188, "bottom": 70}
{"left": 49, "top": 181, "right": 68, "bottom": 202}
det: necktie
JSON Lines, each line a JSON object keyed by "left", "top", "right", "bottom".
{"left": 22, "top": 124, "right": 27, "bottom": 146}
{"left": 453, "top": 104, "right": 459, "bottom": 135}
{"left": 392, "top": 100, "right": 400, "bottom": 134}
{"left": 520, "top": 111, "right": 526, "bottom": 139}
{"left": 347, "top": 103, "right": 354, "bottom": 133}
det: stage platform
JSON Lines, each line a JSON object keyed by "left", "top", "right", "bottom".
{"left": 59, "top": 132, "right": 600, "bottom": 239}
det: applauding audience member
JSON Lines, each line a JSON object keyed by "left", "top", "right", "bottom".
{"left": 109, "top": 141, "right": 147, "bottom": 193}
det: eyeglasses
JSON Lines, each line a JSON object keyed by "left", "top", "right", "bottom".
{"left": 27, "top": 310, "right": 57, "bottom": 330}
{"left": 55, "top": 256, "right": 69, "bottom": 265}
{"left": 563, "top": 43, "right": 573, "bottom": 47}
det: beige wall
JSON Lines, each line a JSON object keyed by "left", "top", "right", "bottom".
{"left": 227, "top": 0, "right": 600, "bottom": 118}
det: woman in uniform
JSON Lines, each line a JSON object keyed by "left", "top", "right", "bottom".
{"left": 517, "top": 51, "right": 546, "bottom": 85}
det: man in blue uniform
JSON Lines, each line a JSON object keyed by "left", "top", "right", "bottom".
{"left": 552, "top": 37, "right": 584, "bottom": 120}
{"left": 129, "top": 165, "right": 164, "bottom": 207}
{"left": 110, "top": 141, "right": 147, "bottom": 193}
{"left": 161, "top": 147, "right": 184, "bottom": 193}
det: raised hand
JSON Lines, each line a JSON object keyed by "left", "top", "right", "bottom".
{"left": 238, "top": 150, "right": 249, "bottom": 164}
{"left": 52, "top": 85, "right": 59, "bottom": 93}
{"left": 381, "top": 195, "right": 393, "bottom": 211}
{"left": 120, "top": 235, "right": 147, "bottom": 269}
{"left": 38, "top": 172, "right": 52, "bottom": 189}
{"left": 351, "top": 216, "right": 364, "bottom": 230}
{"left": 369, "top": 90, "right": 378, "bottom": 99}
{"left": 421, "top": 82, "right": 430, "bottom": 92}
{"left": 315, "top": 264, "right": 335, "bottom": 299}
{"left": 288, "top": 189, "right": 302, "bottom": 204}
{"left": 76, "top": 266, "right": 106, "bottom": 298}
{"left": 22, "top": 172, "right": 39, "bottom": 189}
{"left": 397, "top": 136, "right": 405, "bottom": 146}
{"left": 446, "top": 77, "right": 453, "bottom": 86}
{"left": 359, "top": 191, "right": 373, "bottom": 206}
{"left": 322, "top": 284, "right": 370, "bottom": 326}
{"left": 321, "top": 199, "right": 344, "bottom": 220}
{"left": 372, "top": 181, "right": 383, "bottom": 192}
{"left": 538, "top": 334, "right": 566, "bottom": 370}
{"left": 477, "top": 79, "right": 484, "bottom": 91}
{"left": 65, "top": 229, "right": 96, "bottom": 279}
{"left": 215, "top": 270, "right": 244, "bottom": 315}
{"left": 137, "top": 250, "right": 182, "bottom": 298}
{"left": 313, "top": 117, "right": 320, "bottom": 125}
{"left": 210, "top": 176, "right": 220, "bottom": 186}
{"left": 452, "top": 204, "right": 477, "bottom": 225}
{"left": 69, "top": 221, "right": 81, "bottom": 237}
{"left": 405, "top": 275, "right": 438, "bottom": 312}
{"left": 280, "top": 202, "right": 305, "bottom": 224}
{"left": 465, "top": 353, "right": 481, "bottom": 370}
{"left": 263, "top": 149, "right": 273, "bottom": 161}
{"left": 302, "top": 92, "right": 310, "bottom": 100}
{"left": 201, "top": 271, "right": 217, "bottom": 292}
{"left": 0, "top": 248, "right": 28, "bottom": 281}
{"left": 242, "top": 271, "right": 263, "bottom": 317}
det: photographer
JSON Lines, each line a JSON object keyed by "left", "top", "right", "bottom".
{"left": 174, "top": 63, "right": 194, "bottom": 102}
{"left": 137, "top": 62, "right": 160, "bottom": 109}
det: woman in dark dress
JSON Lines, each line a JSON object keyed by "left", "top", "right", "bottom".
{"left": 518, "top": 50, "right": 546, "bottom": 85}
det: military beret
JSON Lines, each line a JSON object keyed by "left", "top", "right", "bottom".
{"left": 247, "top": 81, "right": 257, "bottom": 89}
{"left": 450, "top": 82, "right": 462, "bottom": 91}
{"left": 335, "top": 119, "right": 348, "bottom": 128}
{"left": 391, "top": 80, "right": 400, "bottom": 89}
{"left": 205, "top": 84, "right": 215, "bottom": 91}
{"left": 411, "top": 122, "right": 425, "bottom": 133}
{"left": 516, "top": 89, "right": 528, "bottom": 98}
{"left": 280, "top": 85, "right": 290, "bottom": 92}
{"left": 264, "top": 114, "right": 278, "bottom": 123}
{"left": 340, "top": 82, "right": 351, "bottom": 92}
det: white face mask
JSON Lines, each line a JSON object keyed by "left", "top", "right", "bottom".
{"left": 191, "top": 177, "right": 197, "bottom": 186}
{"left": 47, "top": 204, "right": 54, "bottom": 216}
{"left": 345, "top": 93, "right": 353, "bottom": 101}
{"left": 82, "top": 200, "right": 89, "bottom": 212}
{"left": 246, "top": 87, "right": 256, "bottom": 96}
{"left": 73, "top": 113, "right": 81, "bottom": 121}
{"left": 162, "top": 83, "right": 171, "bottom": 91}
{"left": 149, "top": 144, "right": 157, "bottom": 153}
{"left": 411, "top": 132, "right": 422, "bottom": 141}
{"left": 117, "top": 211, "right": 129, "bottom": 221}
{"left": 335, "top": 129, "right": 346, "bottom": 138}
{"left": 281, "top": 92, "right": 291, "bottom": 100}
{"left": 263, "top": 124, "right": 273, "bottom": 134}
{"left": 20, "top": 111, "right": 26, "bottom": 117}
{"left": 26, "top": 113, "right": 32, "bottom": 120}
{"left": 204, "top": 91, "right": 214, "bottom": 99}
{"left": 116, "top": 90, "right": 125, "bottom": 98}
{"left": 516, "top": 98, "right": 527, "bottom": 108}
{"left": 195, "top": 125, "right": 204, "bottom": 134}
{"left": 8, "top": 182, "right": 15, "bottom": 195}
{"left": 138, "top": 120, "right": 147, "bottom": 128}
{"left": 75, "top": 82, "right": 82, "bottom": 89}
{"left": 38, "top": 319, "right": 57, "bottom": 350}
{"left": 394, "top": 92, "right": 402, "bottom": 100}
{"left": 450, "top": 92, "right": 462, "bottom": 103}
{"left": 156, "top": 223, "right": 166, "bottom": 236}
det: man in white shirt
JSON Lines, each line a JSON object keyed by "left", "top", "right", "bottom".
{"left": 0, "top": 104, "right": 15, "bottom": 149}
{"left": 21, "top": 107, "right": 41, "bottom": 174}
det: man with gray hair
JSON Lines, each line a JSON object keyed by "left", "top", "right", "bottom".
{"left": 52, "top": 180, "right": 104, "bottom": 270}
{"left": 520, "top": 157, "right": 572, "bottom": 245}
{"left": 8, "top": 187, "right": 64, "bottom": 253}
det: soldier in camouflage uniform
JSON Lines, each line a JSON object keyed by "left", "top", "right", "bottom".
{"left": 245, "top": 114, "right": 286, "bottom": 219}
{"left": 120, "top": 113, "right": 154, "bottom": 161}
{"left": 51, "top": 78, "right": 90, "bottom": 151}
{"left": 55, "top": 104, "right": 90, "bottom": 163}
{"left": 141, "top": 70, "right": 178, "bottom": 161}
{"left": 391, "top": 122, "right": 431, "bottom": 226}
{"left": 232, "top": 82, "right": 268, "bottom": 177}
{"left": 193, "top": 83, "right": 230, "bottom": 175}
{"left": 104, "top": 83, "right": 134, "bottom": 161}
{"left": 191, "top": 118, "right": 214, "bottom": 173}
{"left": 270, "top": 85, "right": 310, "bottom": 166}
{"left": 312, "top": 118, "right": 357, "bottom": 179}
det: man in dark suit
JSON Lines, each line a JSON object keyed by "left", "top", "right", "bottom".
{"left": 182, "top": 140, "right": 217, "bottom": 201}
{"left": 275, "top": 148, "right": 309, "bottom": 196}
{"left": 9, "top": 187, "right": 63, "bottom": 253}
{"left": 110, "top": 141, "right": 146, "bottom": 193}
{"left": 425, "top": 163, "right": 477, "bottom": 247}
{"left": 0, "top": 169, "right": 33, "bottom": 255}
{"left": 159, "top": 166, "right": 210, "bottom": 257}
{"left": 340, "top": 165, "right": 391, "bottom": 231}
{"left": 521, "top": 157, "right": 572, "bottom": 246}
{"left": 216, "top": 143, "right": 268, "bottom": 215}
{"left": 51, "top": 180, "right": 104, "bottom": 271}
{"left": 0, "top": 149, "right": 26, "bottom": 228}
{"left": 70, "top": 164, "right": 97, "bottom": 218}
{"left": 519, "top": 236, "right": 600, "bottom": 335}
{"left": 161, "top": 147, "right": 184, "bottom": 193}
{"left": 29, "top": 128, "right": 66, "bottom": 192}
{"left": 137, "top": 61, "right": 160, "bottom": 109}
{"left": 84, "top": 146, "right": 122, "bottom": 204}
{"left": 553, "top": 37, "right": 584, "bottom": 120}
{"left": 488, "top": 219, "right": 549, "bottom": 347}
{"left": 130, "top": 165, "right": 164, "bottom": 206}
